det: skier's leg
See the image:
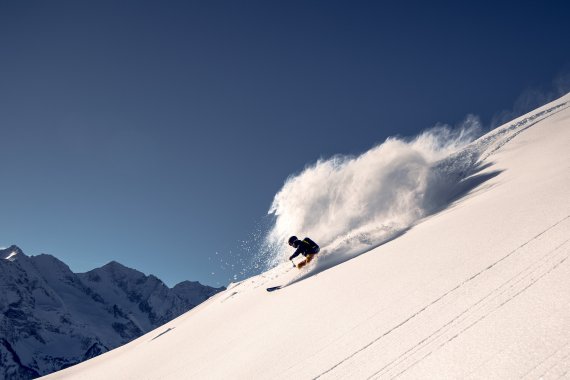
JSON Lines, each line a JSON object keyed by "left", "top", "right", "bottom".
{"left": 296, "top": 254, "right": 308, "bottom": 269}
{"left": 305, "top": 253, "right": 315, "bottom": 264}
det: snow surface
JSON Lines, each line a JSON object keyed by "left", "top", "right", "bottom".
{"left": 45, "top": 93, "right": 570, "bottom": 379}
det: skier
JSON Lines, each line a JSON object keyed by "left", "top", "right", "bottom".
{"left": 288, "top": 236, "right": 320, "bottom": 269}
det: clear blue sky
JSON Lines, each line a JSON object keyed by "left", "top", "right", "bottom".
{"left": 1, "top": 0, "right": 569, "bottom": 287}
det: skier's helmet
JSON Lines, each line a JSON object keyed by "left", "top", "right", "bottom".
{"left": 288, "top": 236, "right": 298, "bottom": 247}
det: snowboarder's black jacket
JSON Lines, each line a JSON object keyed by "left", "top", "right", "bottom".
{"left": 289, "top": 237, "right": 320, "bottom": 261}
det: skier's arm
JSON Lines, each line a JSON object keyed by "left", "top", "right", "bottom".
{"left": 289, "top": 247, "right": 303, "bottom": 261}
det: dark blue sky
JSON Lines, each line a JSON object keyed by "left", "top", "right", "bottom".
{"left": 1, "top": 1, "right": 569, "bottom": 287}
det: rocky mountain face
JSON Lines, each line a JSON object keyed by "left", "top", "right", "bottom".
{"left": 0, "top": 245, "right": 224, "bottom": 379}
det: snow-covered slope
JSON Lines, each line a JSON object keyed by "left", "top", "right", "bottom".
{"left": 0, "top": 248, "right": 223, "bottom": 379}
{"left": 46, "top": 93, "right": 570, "bottom": 379}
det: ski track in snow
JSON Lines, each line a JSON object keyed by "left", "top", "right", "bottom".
{"left": 520, "top": 340, "right": 570, "bottom": 379}
{"left": 381, "top": 238, "right": 570, "bottom": 379}
{"left": 314, "top": 214, "right": 570, "bottom": 379}
{"left": 150, "top": 328, "right": 175, "bottom": 341}
{"left": 478, "top": 101, "right": 568, "bottom": 162}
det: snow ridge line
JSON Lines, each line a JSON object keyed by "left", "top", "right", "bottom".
{"left": 371, "top": 237, "right": 570, "bottom": 379}
{"left": 313, "top": 214, "right": 570, "bottom": 379}
{"left": 479, "top": 100, "right": 568, "bottom": 162}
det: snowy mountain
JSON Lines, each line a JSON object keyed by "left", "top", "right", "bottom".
{"left": 47, "top": 92, "right": 569, "bottom": 379}
{"left": 0, "top": 247, "right": 223, "bottom": 379}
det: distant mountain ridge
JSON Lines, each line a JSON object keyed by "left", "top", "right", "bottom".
{"left": 0, "top": 245, "right": 224, "bottom": 379}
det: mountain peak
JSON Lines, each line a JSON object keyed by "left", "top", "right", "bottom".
{"left": 101, "top": 260, "right": 133, "bottom": 271}
{"left": 103, "top": 260, "right": 124, "bottom": 268}
{"left": 95, "top": 260, "right": 145, "bottom": 279}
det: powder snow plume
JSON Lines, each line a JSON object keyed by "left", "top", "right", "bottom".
{"left": 262, "top": 116, "right": 483, "bottom": 269}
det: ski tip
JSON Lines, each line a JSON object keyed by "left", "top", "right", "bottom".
{"left": 266, "top": 286, "right": 282, "bottom": 292}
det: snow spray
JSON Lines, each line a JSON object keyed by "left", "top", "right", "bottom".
{"left": 263, "top": 116, "right": 482, "bottom": 269}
